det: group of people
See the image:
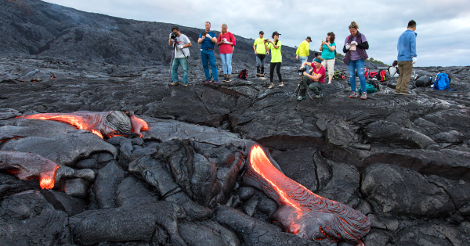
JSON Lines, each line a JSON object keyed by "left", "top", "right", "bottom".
{"left": 169, "top": 20, "right": 418, "bottom": 101}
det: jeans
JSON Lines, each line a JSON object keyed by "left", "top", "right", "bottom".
{"left": 171, "top": 58, "right": 188, "bottom": 85}
{"left": 396, "top": 60, "right": 413, "bottom": 93}
{"left": 299, "top": 56, "right": 308, "bottom": 69}
{"left": 347, "top": 59, "right": 367, "bottom": 93}
{"left": 220, "top": 53, "right": 233, "bottom": 75}
{"left": 200, "top": 49, "right": 218, "bottom": 81}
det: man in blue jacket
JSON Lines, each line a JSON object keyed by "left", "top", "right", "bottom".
{"left": 198, "top": 21, "right": 219, "bottom": 84}
{"left": 396, "top": 20, "right": 417, "bottom": 95}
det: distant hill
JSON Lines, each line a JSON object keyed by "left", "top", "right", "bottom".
{"left": 0, "top": 0, "right": 384, "bottom": 68}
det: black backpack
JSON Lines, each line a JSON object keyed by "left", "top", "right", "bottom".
{"left": 415, "top": 76, "right": 432, "bottom": 87}
{"left": 238, "top": 69, "right": 248, "bottom": 79}
{"left": 376, "top": 69, "right": 388, "bottom": 82}
{"left": 367, "top": 80, "right": 380, "bottom": 91}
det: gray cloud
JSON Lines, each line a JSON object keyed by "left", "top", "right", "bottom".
{"left": 44, "top": 0, "right": 470, "bottom": 66}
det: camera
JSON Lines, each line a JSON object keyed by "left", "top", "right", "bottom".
{"left": 298, "top": 67, "right": 307, "bottom": 76}
{"left": 170, "top": 32, "right": 177, "bottom": 40}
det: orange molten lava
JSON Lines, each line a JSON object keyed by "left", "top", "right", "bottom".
{"left": 39, "top": 162, "right": 60, "bottom": 189}
{"left": 245, "top": 144, "right": 371, "bottom": 245}
{"left": 250, "top": 145, "right": 303, "bottom": 211}
{"left": 25, "top": 114, "right": 103, "bottom": 138}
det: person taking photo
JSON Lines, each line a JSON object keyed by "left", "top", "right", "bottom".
{"left": 198, "top": 21, "right": 219, "bottom": 84}
{"left": 298, "top": 58, "right": 326, "bottom": 100}
{"left": 267, "top": 31, "right": 283, "bottom": 88}
{"left": 168, "top": 26, "right": 192, "bottom": 86}
{"left": 217, "top": 23, "right": 236, "bottom": 83}
{"left": 320, "top": 32, "right": 336, "bottom": 84}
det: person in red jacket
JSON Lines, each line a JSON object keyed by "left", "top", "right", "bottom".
{"left": 217, "top": 23, "right": 236, "bottom": 82}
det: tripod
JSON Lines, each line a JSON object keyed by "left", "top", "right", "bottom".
{"left": 288, "top": 74, "right": 314, "bottom": 101}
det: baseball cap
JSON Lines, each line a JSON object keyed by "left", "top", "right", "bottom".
{"left": 306, "top": 36, "right": 311, "bottom": 41}
{"left": 259, "top": 31, "right": 264, "bottom": 34}
{"left": 272, "top": 31, "right": 281, "bottom": 38}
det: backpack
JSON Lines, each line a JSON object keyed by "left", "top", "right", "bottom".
{"left": 359, "top": 83, "right": 377, "bottom": 94}
{"left": 357, "top": 68, "right": 369, "bottom": 80}
{"left": 376, "top": 69, "right": 388, "bottom": 82}
{"left": 415, "top": 76, "right": 432, "bottom": 87}
{"left": 433, "top": 73, "right": 451, "bottom": 90}
{"left": 333, "top": 70, "right": 344, "bottom": 80}
{"left": 238, "top": 69, "right": 248, "bottom": 79}
{"left": 367, "top": 80, "right": 380, "bottom": 91}
{"left": 369, "top": 71, "right": 378, "bottom": 78}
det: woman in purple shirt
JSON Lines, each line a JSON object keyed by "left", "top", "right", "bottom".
{"left": 343, "top": 21, "right": 369, "bottom": 100}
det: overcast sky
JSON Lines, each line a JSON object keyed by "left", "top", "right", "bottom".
{"left": 43, "top": 0, "right": 469, "bottom": 67}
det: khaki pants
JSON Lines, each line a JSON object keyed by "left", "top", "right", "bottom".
{"left": 396, "top": 60, "right": 413, "bottom": 93}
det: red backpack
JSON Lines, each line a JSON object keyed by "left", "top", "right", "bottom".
{"left": 238, "top": 69, "right": 248, "bottom": 79}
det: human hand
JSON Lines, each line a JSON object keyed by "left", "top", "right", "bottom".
{"left": 351, "top": 41, "right": 358, "bottom": 45}
{"left": 303, "top": 72, "right": 309, "bottom": 76}
{"left": 178, "top": 45, "right": 183, "bottom": 49}
{"left": 296, "top": 56, "right": 299, "bottom": 60}
{"left": 345, "top": 44, "right": 351, "bottom": 50}
{"left": 169, "top": 33, "right": 173, "bottom": 39}
{"left": 205, "top": 33, "right": 212, "bottom": 38}
{"left": 412, "top": 57, "right": 417, "bottom": 64}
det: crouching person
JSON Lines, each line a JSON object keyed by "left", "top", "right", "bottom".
{"left": 298, "top": 58, "right": 326, "bottom": 100}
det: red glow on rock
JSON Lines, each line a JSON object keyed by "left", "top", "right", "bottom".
{"left": 24, "top": 114, "right": 104, "bottom": 138}
{"left": 129, "top": 112, "right": 149, "bottom": 137}
{"left": 39, "top": 162, "right": 59, "bottom": 189}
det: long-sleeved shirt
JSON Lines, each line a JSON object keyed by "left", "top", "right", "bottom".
{"left": 397, "top": 29, "right": 417, "bottom": 62}
{"left": 296, "top": 40, "right": 310, "bottom": 57}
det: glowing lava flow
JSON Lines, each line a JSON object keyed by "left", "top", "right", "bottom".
{"left": 244, "top": 145, "right": 370, "bottom": 245}
{"left": 22, "top": 111, "right": 149, "bottom": 139}
{"left": 0, "top": 151, "right": 60, "bottom": 189}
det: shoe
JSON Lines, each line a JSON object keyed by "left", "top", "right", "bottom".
{"left": 349, "top": 92, "right": 357, "bottom": 98}
{"left": 297, "top": 96, "right": 305, "bottom": 101}
{"left": 279, "top": 82, "right": 284, "bottom": 87}
{"left": 171, "top": 82, "right": 179, "bottom": 86}
{"left": 256, "top": 73, "right": 261, "bottom": 77}
{"left": 214, "top": 80, "right": 219, "bottom": 84}
{"left": 360, "top": 92, "right": 367, "bottom": 100}
{"left": 260, "top": 74, "right": 264, "bottom": 77}
{"left": 328, "top": 81, "right": 331, "bottom": 84}
{"left": 315, "top": 93, "right": 323, "bottom": 98}
{"left": 399, "top": 91, "right": 412, "bottom": 95}
{"left": 205, "top": 79, "right": 211, "bottom": 84}
{"left": 267, "top": 83, "right": 274, "bottom": 89}
{"left": 225, "top": 75, "right": 231, "bottom": 83}
{"left": 183, "top": 84, "right": 188, "bottom": 87}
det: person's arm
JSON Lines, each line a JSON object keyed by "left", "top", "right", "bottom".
{"left": 410, "top": 34, "right": 417, "bottom": 58}
{"left": 217, "top": 34, "right": 223, "bottom": 46}
{"left": 169, "top": 38, "right": 173, "bottom": 46}
{"left": 197, "top": 33, "right": 203, "bottom": 44}
{"left": 210, "top": 32, "right": 217, "bottom": 43}
{"left": 269, "top": 40, "right": 280, "bottom": 49}
{"left": 229, "top": 33, "right": 236, "bottom": 46}
{"left": 300, "top": 61, "right": 312, "bottom": 69}
{"left": 296, "top": 45, "right": 300, "bottom": 59}
{"left": 319, "top": 41, "right": 324, "bottom": 51}
{"left": 328, "top": 43, "right": 336, "bottom": 51}
{"left": 357, "top": 41, "right": 369, "bottom": 49}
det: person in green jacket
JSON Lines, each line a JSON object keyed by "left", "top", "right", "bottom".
{"left": 266, "top": 31, "right": 283, "bottom": 88}
{"left": 296, "top": 36, "right": 311, "bottom": 70}
{"left": 253, "top": 31, "right": 269, "bottom": 77}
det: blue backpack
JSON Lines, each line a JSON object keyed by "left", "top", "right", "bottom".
{"left": 433, "top": 73, "right": 450, "bottom": 90}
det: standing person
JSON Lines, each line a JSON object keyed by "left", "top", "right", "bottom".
{"left": 168, "top": 26, "right": 192, "bottom": 87}
{"left": 320, "top": 32, "right": 336, "bottom": 84}
{"left": 198, "top": 21, "right": 219, "bottom": 84}
{"left": 296, "top": 36, "right": 311, "bottom": 69}
{"left": 396, "top": 20, "right": 417, "bottom": 95}
{"left": 298, "top": 58, "right": 326, "bottom": 100}
{"left": 217, "top": 23, "right": 236, "bottom": 83}
{"left": 253, "top": 31, "right": 269, "bottom": 77}
{"left": 267, "top": 31, "right": 283, "bottom": 89}
{"left": 343, "top": 21, "right": 369, "bottom": 99}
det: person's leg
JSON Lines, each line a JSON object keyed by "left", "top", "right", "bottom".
{"left": 328, "top": 59, "right": 335, "bottom": 83}
{"left": 208, "top": 51, "right": 219, "bottom": 82}
{"left": 309, "top": 82, "right": 320, "bottom": 95}
{"left": 276, "top": 62, "right": 282, "bottom": 83}
{"left": 260, "top": 54, "right": 266, "bottom": 75}
{"left": 181, "top": 58, "right": 189, "bottom": 85}
{"left": 348, "top": 60, "right": 357, "bottom": 93}
{"left": 299, "top": 75, "right": 311, "bottom": 97}
{"left": 220, "top": 54, "right": 228, "bottom": 75}
{"left": 256, "top": 55, "right": 261, "bottom": 74}
{"left": 300, "top": 56, "right": 308, "bottom": 68}
{"left": 269, "top": 62, "right": 275, "bottom": 83}
{"left": 355, "top": 59, "right": 367, "bottom": 94}
{"left": 201, "top": 50, "right": 210, "bottom": 80}
{"left": 227, "top": 53, "right": 233, "bottom": 75}
{"left": 400, "top": 60, "right": 413, "bottom": 93}
{"left": 171, "top": 58, "right": 180, "bottom": 83}
{"left": 396, "top": 62, "right": 405, "bottom": 93}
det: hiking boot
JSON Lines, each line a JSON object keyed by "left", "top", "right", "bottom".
{"left": 171, "top": 81, "right": 179, "bottom": 86}
{"left": 267, "top": 83, "right": 274, "bottom": 89}
{"left": 279, "top": 82, "right": 284, "bottom": 87}
{"left": 360, "top": 92, "right": 367, "bottom": 100}
{"left": 222, "top": 74, "right": 227, "bottom": 82}
{"left": 315, "top": 93, "right": 323, "bottom": 98}
{"left": 349, "top": 92, "right": 357, "bottom": 98}
{"left": 259, "top": 73, "right": 264, "bottom": 77}
{"left": 225, "top": 75, "right": 231, "bottom": 83}
{"left": 205, "top": 79, "right": 211, "bottom": 84}
{"left": 256, "top": 73, "right": 261, "bottom": 77}
{"left": 297, "top": 95, "right": 306, "bottom": 101}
